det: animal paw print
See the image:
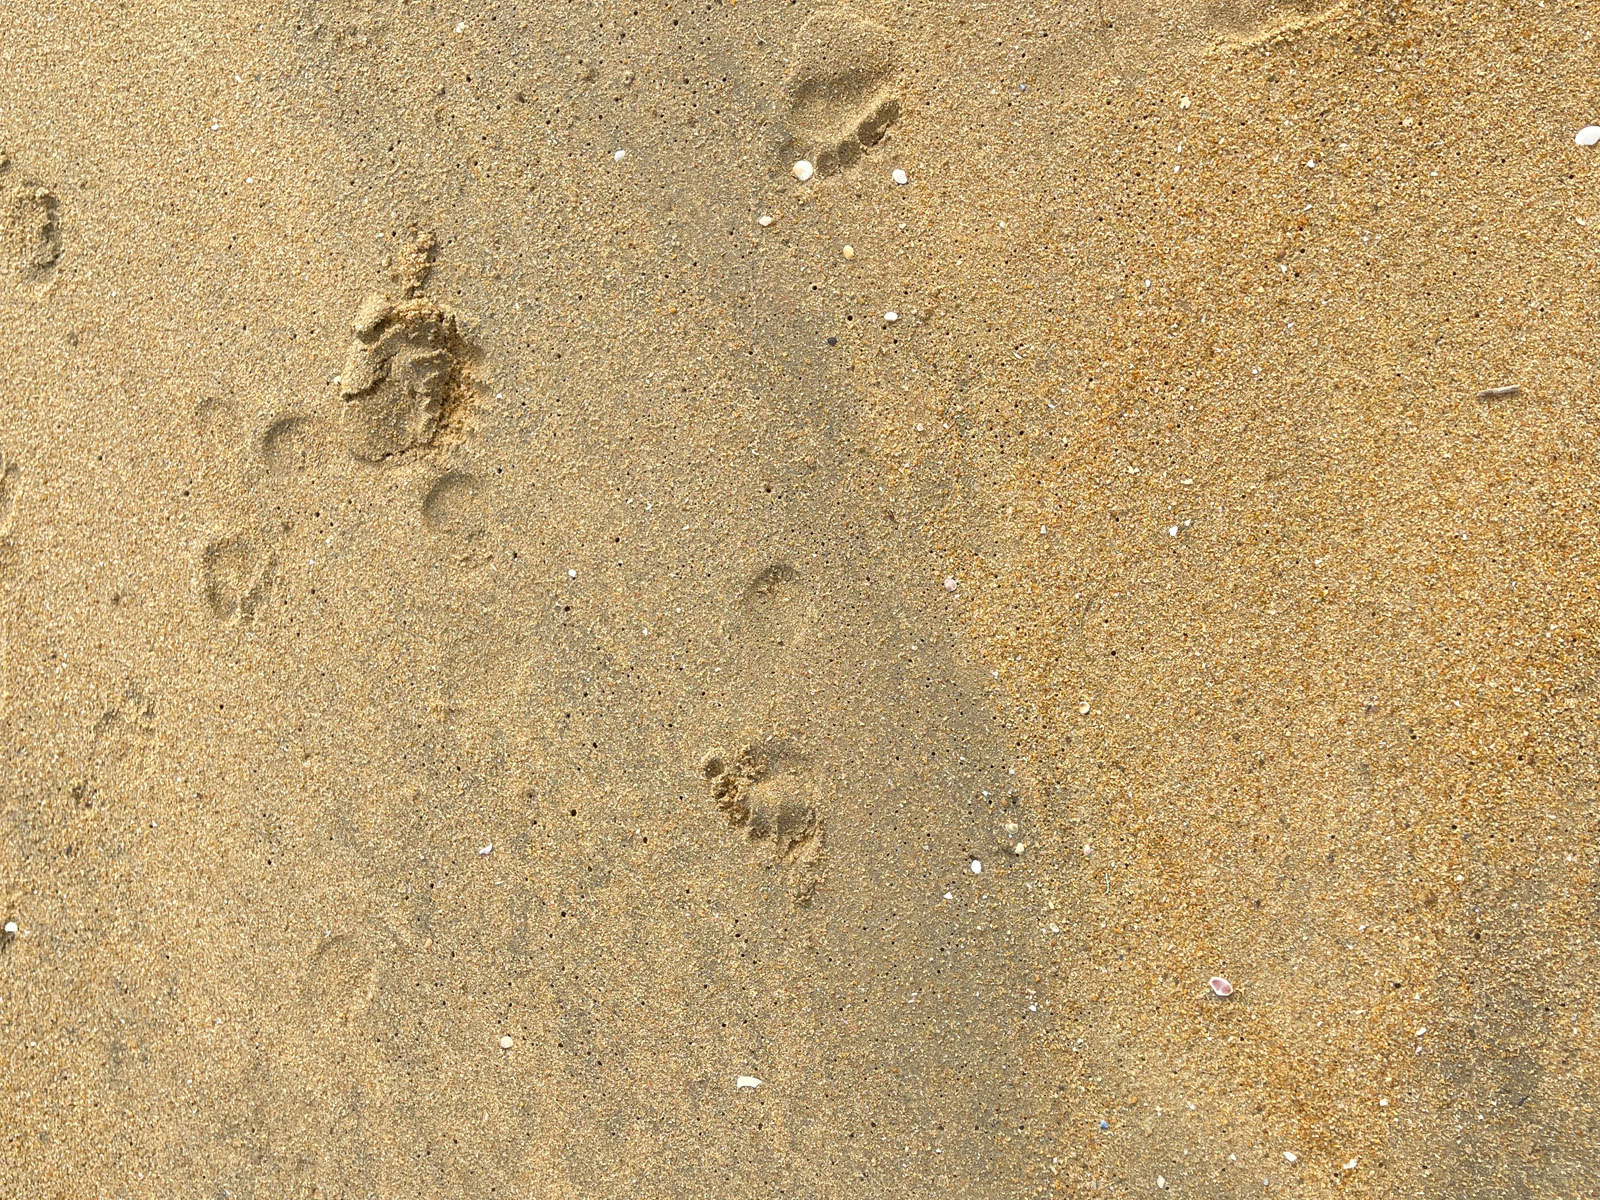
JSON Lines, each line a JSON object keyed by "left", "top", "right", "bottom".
{"left": 779, "top": 7, "right": 903, "bottom": 177}
{"left": 702, "top": 741, "right": 825, "bottom": 901}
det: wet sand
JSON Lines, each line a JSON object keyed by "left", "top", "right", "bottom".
{"left": 2, "top": 1, "right": 1597, "bottom": 1196}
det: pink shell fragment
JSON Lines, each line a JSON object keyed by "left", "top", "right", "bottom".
{"left": 1209, "top": 976, "right": 1234, "bottom": 997}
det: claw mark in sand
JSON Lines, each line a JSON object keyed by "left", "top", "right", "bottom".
{"left": 339, "top": 233, "right": 479, "bottom": 462}
{"left": 0, "top": 152, "right": 62, "bottom": 277}
{"left": 779, "top": 7, "right": 902, "bottom": 177}
{"left": 702, "top": 741, "right": 825, "bottom": 902}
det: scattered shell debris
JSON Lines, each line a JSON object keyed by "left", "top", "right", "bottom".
{"left": 891, "top": 168, "right": 908, "bottom": 185}
{"left": 792, "top": 159, "right": 814, "bottom": 182}
{"left": 1283, "top": 1151, "right": 1299, "bottom": 1164}
{"left": 1477, "top": 384, "right": 1520, "bottom": 400}
{"left": 1575, "top": 125, "right": 1600, "bottom": 147}
{"left": 944, "top": 576, "right": 959, "bottom": 592}
{"left": 735, "top": 1075, "right": 762, "bottom": 1089}
{"left": 884, "top": 310, "right": 899, "bottom": 322}
{"left": 757, "top": 214, "right": 773, "bottom": 227}
{"left": 612, "top": 148, "right": 627, "bottom": 162}
{"left": 1209, "top": 976, "right": 1234, "bottom": 997}
{"left": 498, "top": 1035, "right": 513, "bottom": 1049}
{"left": 970, "top": 859, "right": 983, "bottom": 874}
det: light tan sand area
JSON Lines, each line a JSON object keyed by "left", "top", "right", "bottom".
{"left": 3, "top": 0, "right": 1598, "bottom": 1196}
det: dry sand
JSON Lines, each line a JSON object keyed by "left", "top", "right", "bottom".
{"left": 3, "top": 0, "right": 1598, "bottom": 1196}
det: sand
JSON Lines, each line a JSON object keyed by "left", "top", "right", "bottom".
{"left": 2, "top": 0, "right": 1597, "bottom": 1196}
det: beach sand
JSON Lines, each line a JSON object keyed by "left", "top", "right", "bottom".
{"left": 3, "top": 0, "right": 1597, "bottom": 1195}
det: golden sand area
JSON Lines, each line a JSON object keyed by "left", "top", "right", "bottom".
{"left": 3, "top": 1, "right": 1598, "bottom": 1195}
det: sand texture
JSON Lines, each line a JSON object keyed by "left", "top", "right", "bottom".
{"left": 3, "top": 0, "right": 1598, "bottom": 1196}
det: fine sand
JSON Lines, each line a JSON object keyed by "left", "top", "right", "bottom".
{"left": 3, "top": 1, "right": 1598, "bottom": 1196}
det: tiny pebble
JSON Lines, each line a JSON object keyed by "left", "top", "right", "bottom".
{"left": 1476, "top": 384, "right": 1520, "bottom": 400}
{"left": 613, "top": 148, "right": 627, "bottom": 162}
{"left": 1179, "top": 95, "right": 1192, "bottom": 109}
{"left": 736, "top": 1075, "right": 762, "bottom": 1088}
{"left": 478, "top": 844, "right": 493, "bottom": 855}
{"left": 757, "top": 214, "right": 772, "bottom": 226}
{"left": 792, "top": 159, "right": 814, "bottom": 182}
{"left": 1078, "top": 701, "right": 1091, "bottom": 715}
{"left": 970, "top": 859, "right": 983, "bottom": 875}
{"left": 1283, "top": 1151, "right": 1298, "bottom": 1164}
{"left": 892, "top": 168, "right": 908, "bottom": 185}
{"left": 842, "top": 244, "right": 854, "bottom": 259}
{"left": 1343, "top": 1158, "right": 1359, "bottom": 1170}
{"left": 1209, "top": 976, "right": 1234, "bottom": 997}
{"left": 944, "top": 576, "right": 959, "bottom": 591}
{"left": 884, "top": 310, "right": 899, "bottom": 322}
{"left": 1576, "top": 125, "right": 1600, "bottom": 147}
{"left": 3, "top": 921, "right": 17, "bottom": 935}
{"left": 1010, "top": 842, "right": 1026, "bottom": 856}
{"left": 499, "top": 1035, "right": 513, "bottom": 1049}
{"left": 1157, "top": 1177, "right": 1167, "bottom": 1190}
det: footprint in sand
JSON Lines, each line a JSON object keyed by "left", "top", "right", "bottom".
{"left": 420, "top": 470, "right": 488, "bottom": 538}
{"left": 199, "top": 530, "right": 276, "bottom": 624}
{"left": 0, "top": 453, "right": 20, "bottom": 540}
{"left": 339, "top": 232, "right": 478, "bottom": 463}
{"left": 0, "top": 153, "right": 61, "bottom": 277}
{"left": 700, "top": 739, "right": 826, "bottom": 903}
{"left": 1209, "top": 0, "right": 1348, "bottom": 48}
{"left": 301, "top": 930, "right": 380, "bottom": 1028}
{"left": 779, "top": 7, "right": 902, "bottom": 177}
{"left": 0, "top": 453, "right": 23, "bottom": 585}
{"left": 259, "top": 414, "right": 321, "bottom": 478}
{"left": 340, "top": 294, "right": 474, "bottom": 461}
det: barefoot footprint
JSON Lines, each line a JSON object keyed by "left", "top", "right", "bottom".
{"left": 779, "top": 7, "right": 902, "bottom": 177}
{"left": 0, "top": 152, "right": 61, "bottom": 277}
{"left": 701, "top": 740, "right": 825, "bottom": 902}
{"left": 339, "top": 233, "right": 478, "bottom": 462}
{"left": 199, "top": 530, "right": 276, "bottom": 624}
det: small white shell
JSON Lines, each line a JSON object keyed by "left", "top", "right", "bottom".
{"left": 792, "top": 159, "right": 814, "bottom": 182}
{"left": 1576, "top": 125, "right": 1600, "bottom": 147}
